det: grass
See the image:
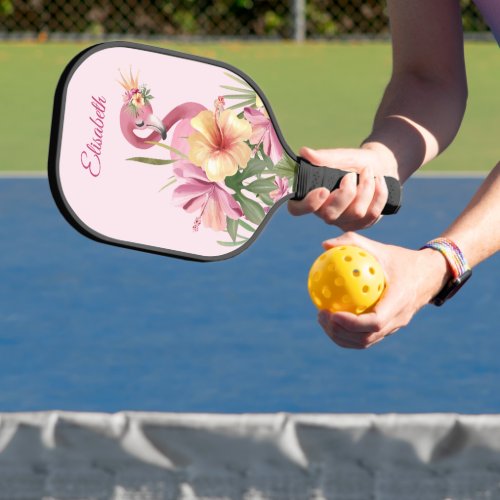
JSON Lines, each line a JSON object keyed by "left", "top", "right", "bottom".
{"left": 0, "top": 40, "right": 497, "bottom": 172}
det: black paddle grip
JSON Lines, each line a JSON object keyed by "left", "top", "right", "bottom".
{"left": 293, "top": 157, "right": 402, "bottom": 215}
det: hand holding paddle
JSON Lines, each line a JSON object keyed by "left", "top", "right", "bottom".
{"left": 289, "top": 146, "right": 400, "bottom": 231}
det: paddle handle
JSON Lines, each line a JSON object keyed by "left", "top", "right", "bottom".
{"left": 293, "top": 157, "right": 402, "bottom": 215}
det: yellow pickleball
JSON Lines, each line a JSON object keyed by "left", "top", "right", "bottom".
{"left": 308, "top": 245, "right": 385, "bottom": 314}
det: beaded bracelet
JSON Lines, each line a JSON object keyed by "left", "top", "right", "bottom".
{"left": 420, "top": 238, "right": 472, "bottom": 306}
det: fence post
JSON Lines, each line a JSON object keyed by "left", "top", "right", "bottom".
{"left": 293, "top": 0, "right": 306, "bottom": 42}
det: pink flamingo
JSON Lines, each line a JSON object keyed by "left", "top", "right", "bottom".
{"left": 118, "top": 69, "right": 206, "bottom": 152}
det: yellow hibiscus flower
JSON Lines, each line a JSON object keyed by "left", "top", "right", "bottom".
{"left": 131, "top": 91, "right": 144, "bottom": 108}
{"left": 188, "top": 108, "right": 252, "bottom": 182}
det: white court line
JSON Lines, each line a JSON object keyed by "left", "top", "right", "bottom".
{"left": 414, "top": 170, "right": 487, "bottom": 178}
{"left": 1, "top": 170, "right": 489, "bottom": 179}
{"left": 0, "top": 171, "right": 47, "bottom": 178}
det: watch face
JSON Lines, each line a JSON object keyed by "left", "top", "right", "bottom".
{"left": 432, "top": 269, "right": 472, "bottom": 306}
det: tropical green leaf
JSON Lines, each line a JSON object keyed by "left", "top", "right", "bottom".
{"left": 258, "top": 193, "right": 274, "bottom": 206}
{"left": 234, "top": 193, "right": 265, "bottom": 225}
{"left": 245, "top": 177, "right": 277, "bottom": 194}
{"left": 217, "top": 238, "right": 249, "bottom": 247}
{"left": 222, "top": 94, "right": 257, "bottom": 100}
{"left": 259, "top": 152, "right": 275, "bottom": 170}
{"left": 223, "top": 72, "right": 253, "bottom": 89}
{"left": 238, "top": 219, "right": 256, "bottom": 233}
{"left": 273, "top": 154, "right": 298, "bottom": 177}
{"left": 159, "top": 177, "right": 177, "bottom": 192}
{"left": 224, "top": 170, "right": 244, "bottom": 192}
{"left": 239, "top": 157, "right": 267, "bottom": 180}
{"left": 145, "top": 141, "right": 188, "bottom": 159}
{"left": 227, "top": 98, "right": 256, "bottom": 110}
{"left": 220, "top": 85, "right": 256, "bottom": 94}
{"left": 226, "top": 218, "right": 239, "bottom": 242}
{"left": 224, "top": 157, "right": 269, "bottom": 192}
{"left": 126, "top": 157, "right": 177, "bottom": 165}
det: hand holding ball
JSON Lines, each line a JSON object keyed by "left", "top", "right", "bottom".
{"left": 308, "top": 245, "right": 385, "bottom": 314}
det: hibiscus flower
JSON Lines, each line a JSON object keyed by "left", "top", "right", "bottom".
{"left": 131, "top": 91, "right": 144, "bottom": 108}
{"left": 172, "top": 161, "right": 243, "bottom": 232}
{"left": 188, "top": 107, "right": 252, "bottom": 182}
{"left": 244, "top": 106, "right": 283, "bottom": 164}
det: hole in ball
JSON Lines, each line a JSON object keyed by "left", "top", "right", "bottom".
{"left": 352, "top": 269, "right": 360, "bottom": 277}
{"left": 369, "top": 267, "right": 376, "bottom": 275}
{"left": 362, "top": 285, "right": 369, "bottom": 293}
{"left": 344, "top": 256, "right": 352, "bottom": 262}
{"left": 313, "top": 294, "right": 322, "bottom": 308}
{"left": 342, "top": 295, "right": 351, "bottom": 304}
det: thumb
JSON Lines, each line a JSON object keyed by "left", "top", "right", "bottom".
{"left": 299, "top": 147, "right": 364, "bottom": 170}
{"left": 322, "top": 231, "right": 369, "bottom": 250}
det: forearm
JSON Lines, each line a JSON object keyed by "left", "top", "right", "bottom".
{"left": 361, "top": 0, "right": 467, "bottom": 183}
{"left": 412, "top": 183, "right": 498, "bottom": 323}
{"left": 363, "top": 73, "right": 467, "bottom": 182}
{"left": 441, "top": 162, "right": 500, "bottom": 267}
{"left": 418, "top": 162, "right": 500, "bottom": 304}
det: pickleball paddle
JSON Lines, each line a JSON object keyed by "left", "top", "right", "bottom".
{"left": 48, "top": 41, "right": 401, "bottom": 261}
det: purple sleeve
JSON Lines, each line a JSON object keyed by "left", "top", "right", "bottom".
{"left": 473, "top": 0, "right": 500, "bottom": 45}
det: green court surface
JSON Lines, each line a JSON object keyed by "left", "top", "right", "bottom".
{"left": 0, "top": 40, "right": 497, "bottom": 173}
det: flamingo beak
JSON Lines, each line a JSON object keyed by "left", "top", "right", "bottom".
{"left": 145, "top": 114, "right": 167, "bottom": 140}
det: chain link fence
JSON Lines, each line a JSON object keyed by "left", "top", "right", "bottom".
{"left": 0, "top": 0, "right": 491, "bottom": 40}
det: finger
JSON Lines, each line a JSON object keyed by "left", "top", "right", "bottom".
{"left": 315, "top": 172, "right": 357, "bottom": 224}
{"left": 330, "top": 316, "right": 391, "bottom": 349}
{"left": 332, "top": 291, "right": 402, "bottom": 339}
{"left": 363, "top": 174, "right": 389, "bottom": 224}
{"left": 322, "top": 231, "right": 371, "bottom": 251}
{"left": 331, "top": 336, "right": 365, "bottom": 349}
{"left": 330, "top": 311, "right": 385, "bottom": 335}
{"left": 343, "top": 165, "right": 376, "bottom": 221}
{"left": 288, "top": 187, "right": 330, "bottom": 216}
{"left": 319, "top": 309, "right": 392, "bottom": 349}
{"left": 319, "top": 311, "right": 371, "bottom": 349}
{"left": 323, "top": 171, "right": 390, "bottom": 231}
{"left": 322, "top": 326, "right": 365, "bottom": 349}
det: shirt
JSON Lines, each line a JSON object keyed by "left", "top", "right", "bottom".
{"left": 473, "top": 0, "right": 500, "bottom": 45}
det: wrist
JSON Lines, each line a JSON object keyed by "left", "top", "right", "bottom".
{"left": 361, "top": 141, "right": 399, "bottom": 178}
{"left": 417, "top": 248, "right": 453, "bottom": 303}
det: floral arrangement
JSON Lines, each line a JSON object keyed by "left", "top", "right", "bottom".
{"left": 126, "top": 71, "right": 297, "bottom": 248}
{"left": 118, "top": 69, "right": 154, "bottom": 116}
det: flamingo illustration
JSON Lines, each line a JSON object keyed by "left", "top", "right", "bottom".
{"left": 118, "top": 68, "right": 206, "bottom": 151}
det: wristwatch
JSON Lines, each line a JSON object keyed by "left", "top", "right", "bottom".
{"left": 421, "top": 238, "right": 472, "bottom": 306}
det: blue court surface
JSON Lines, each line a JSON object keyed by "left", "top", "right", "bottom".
{"left": 0, "top": 176, "right": 498, "bottom": 413}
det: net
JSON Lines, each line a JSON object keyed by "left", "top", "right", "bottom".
{"left": 1, "top": 412, "right": 500, "bottom": 499}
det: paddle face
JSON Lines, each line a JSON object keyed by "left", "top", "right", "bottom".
{"left": 49, "top": 41, "right": 298, "bottom": 262}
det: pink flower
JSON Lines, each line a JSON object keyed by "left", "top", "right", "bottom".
{"left": 269, "top": 176, "right": 290, "bottom": 202}
{"left": 244, "top": 107, "right": 283, "bottom": 164}
{"left": 172, "top": 161, "right": 243, "bottom": 232}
